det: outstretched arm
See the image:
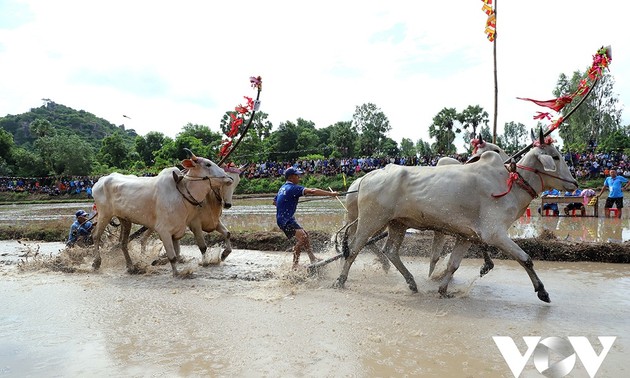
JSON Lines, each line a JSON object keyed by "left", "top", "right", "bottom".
{"left": 304, "top": 188, "right": 339, "bottom": 197}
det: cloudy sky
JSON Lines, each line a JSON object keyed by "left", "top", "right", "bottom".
{"left": 0, "top": 0, "right": 627, "bottom": 152}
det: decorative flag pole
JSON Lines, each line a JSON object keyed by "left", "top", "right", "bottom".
{"left": 481, "top": 0, "right": 498, "bottom": 142}
{"left": 218, "top": 76, "right": 263, "bottom": 165}
{"left": 508, "top": 46, "right": 612, "bottom": 163}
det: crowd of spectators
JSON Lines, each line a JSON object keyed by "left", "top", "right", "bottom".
{"left": 0, "top": 176, "right": 96, "bottom": 197}
{"left": 242, "top": 150, "right": 630, "bottom": 180}
{"left": 1, "top": 150, "right": 628, "bottom": 195}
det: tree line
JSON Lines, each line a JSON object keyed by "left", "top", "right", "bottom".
{"left": 1, "top": 71, "right": 627, "bottom": 178}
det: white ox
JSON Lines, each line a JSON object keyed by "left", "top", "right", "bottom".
{"left": 342, "top": 139, "right": 508, "bottom": 276}
{"left": 137, "top": 165, "right": 242, "bottom": 265}
{"left": 91, "top": 154, "right": 233, "bottom": 276}
{"left": 429, "top": 139, "right": 509, "bottom": 278}
{"left": 335, "top": 138, "right": 577, "bottom": 303}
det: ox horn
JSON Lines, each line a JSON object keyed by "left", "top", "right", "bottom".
{"left": 539, "top": 128, "right": 545, "bottom": 145}
{"left": 530, "top": 129, "right": 536, "bottom": 142}
{"left": 478, "top": 133, "right": 483, "bottom": 144}
{"left": 183, "top": 148, "right": 198, "bottom": 161}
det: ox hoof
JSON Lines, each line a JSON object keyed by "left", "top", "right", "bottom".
{"left": 438, "top": 287, "right": 454, "bottom": 298}
{"left": 126, "top": 266, "right": 144, "bottom": 275}
{"left": 220, "top": 250, "right": 232, "bottom": 261}
{"left": 175, "top": 271, "right": 195, "bottom": 279}
{"left": 332, "top": 278, "right": 346, "bottom": 289}
{"left": 151, "top": 258, "right": 169, "bottom": 266}
{"left": 480, "top": 263, "right": 494, "bottom": 277}
{"left": 537, "top": 290, "right": 551, "bottom": 303}
{"left": 409, "top": 284, "right": 418, "bottom": 293}
{"left": 92, "top": 258, "right": 101, "bottom": 270}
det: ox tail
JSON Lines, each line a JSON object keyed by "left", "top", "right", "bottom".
{"left": 334, "top": 219, "right": 358, "bottom": 258}
{"left": 333, "top": 224, "right": 346, "bottom": 255}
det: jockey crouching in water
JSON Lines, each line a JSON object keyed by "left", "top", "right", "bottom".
{"left": 274, "top": 167, "right": 339, "bottom": 269}
{"left": 67, "top": 210, "right": 95, "bottom": 247}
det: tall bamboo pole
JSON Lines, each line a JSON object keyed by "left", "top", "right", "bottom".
{"left": 492, "top": 0, "right": 498, "bottom": 143}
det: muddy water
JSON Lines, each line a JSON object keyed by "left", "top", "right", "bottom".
{"left": 0, "top": 238, "right": 628, "bottom": 377}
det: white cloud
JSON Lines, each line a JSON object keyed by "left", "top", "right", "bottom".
{"left": 0, "top": 0, "right": 627, "bottom": 153}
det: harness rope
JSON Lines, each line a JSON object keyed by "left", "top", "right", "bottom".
{"left": 176, "top": 175, "right": 227, "bottom": 207}
{"left": 491, "top": 159, "right": 576, "bottom": 199}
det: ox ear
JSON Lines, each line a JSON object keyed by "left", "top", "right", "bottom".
{"left": 538, "top": 154, "right": 557, "bottom": 172}
{"left": 181, "top": 159, "right": 196, "bottom": 168}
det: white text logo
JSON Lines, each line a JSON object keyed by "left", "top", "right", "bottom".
{"left": 493, "top": 336, "right": 616, "bottom": 378}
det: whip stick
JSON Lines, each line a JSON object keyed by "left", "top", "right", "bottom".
{"left": 329, "top": 187, "right": 347, "bottom": 212}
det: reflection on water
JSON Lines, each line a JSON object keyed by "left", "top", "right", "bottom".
{"left": 511, "top": 215, "right": 630, "bottom": 242}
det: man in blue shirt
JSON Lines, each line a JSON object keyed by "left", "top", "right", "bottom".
{"left": 598, "top": 169, "right": 630, "bottom": 218}
{"left": 67, "top": 210, "right": 94, "bottom": 247}
{"left": 274, "top": 167, "right": 339, "bottom": 269}
{"left": 538, "top": 188, "right": 560, "bottom": 216}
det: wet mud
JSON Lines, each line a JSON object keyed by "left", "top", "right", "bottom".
{"left": 1, "top": 238, "right": 628, "bottom": 377}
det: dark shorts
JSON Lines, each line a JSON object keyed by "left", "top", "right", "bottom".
{"left": 279, "top": 219, "right": 303, "bottom": 239}
{"left": 565, "top": 202, "right": 584, "bottom": 211}
{"left": 605, "top": 197, "right": 624, "bottom": 209}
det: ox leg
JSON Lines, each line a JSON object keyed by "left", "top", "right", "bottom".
{"left": 428, "top": 232, "right": 447, "bottom": 278}
{"left": 334, "top": 220, "right": 386, "bottom": 289}
{"left": 369, "top": 244, "right": 390, "bottom": 273}
{"left": 479, "top": 250, "right": 495, "bottom": 277}
{"left": 119, "top": 219, "right": 136, "bottom": 273}
{"left": 438, "top": 238, "right": 472, "bottom": 298}
{"left": 217, "top": 221, "right": 233, "bottom": 261}
{"left": 365, "top": 229, "right": 391, "bottom": 272}
{"left": 491, "top": 235, "right": 550, "bottom": 303}
{"left": 139, "top": 228, "right": 153, "bottom": 255}
{"left": 173, "top": 237, "right": 183, "bottom": 262}
{"left": 157, "top": 231, "right": 179, "bottom": 277}
{"left": 347, "top": 221, "right": 390, "bottom": 272}
{"left": 381, "top": 222, "right": 417, "bottom": 293}
{"left": 91, "top": 214, "right": 112, "bottom": 270}
{"left": 188, "top": 224, "right": 210, "bottom": 266}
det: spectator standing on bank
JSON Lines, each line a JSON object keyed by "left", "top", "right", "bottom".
{"left": 598, "top": 169, "right": 630, "bottom": 218}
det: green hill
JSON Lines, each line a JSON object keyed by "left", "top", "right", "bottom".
{"left": 0, "top": 100, "right": 137, "bottom": 150}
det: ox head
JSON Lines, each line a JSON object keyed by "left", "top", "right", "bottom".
{"left": 466, "top": 134, "right": 509, "bottom": 163}
{"left": 220, "top": 164, "right": 244, "bottom": 209}
{"left": 181, "top": 150, "right": 233, "bottom": 187}
{"left": 520, "top": 129, "right": 578, "bottom": 192}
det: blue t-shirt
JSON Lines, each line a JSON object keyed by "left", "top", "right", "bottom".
{"left": 542, "top": 189, "right": 560, "bottom": 196}
{"left": 604, "top": 175, "right": 628, "bottom": 198}
{"left": 275, "top": 182, "right": 305, "bottom": 227}
{"left": 67, "top": 219, "right": 93, "bottom": 244}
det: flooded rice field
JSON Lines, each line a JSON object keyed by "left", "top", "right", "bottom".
{"left": 0, "top": 198, "right": 628, "bottom": 377}
{"left": 1, "top": 197, "right": 630, "bottom": 242}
